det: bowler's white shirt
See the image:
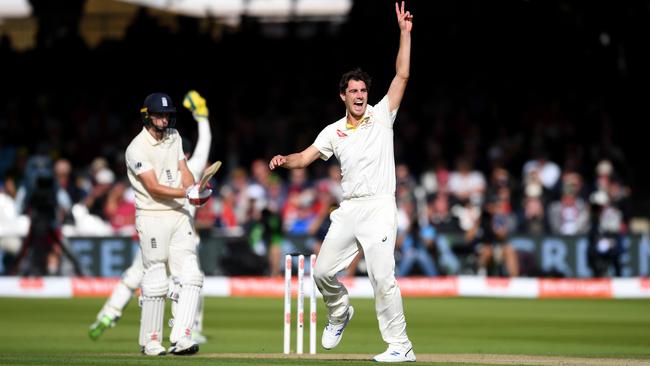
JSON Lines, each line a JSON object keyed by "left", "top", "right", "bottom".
{"left": 125, "top": 127, "right": 186, "bottom": 213}
{"left": 313, "top": 95, "right": 397, "bottom": 200}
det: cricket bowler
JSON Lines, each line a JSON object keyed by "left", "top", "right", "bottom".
{"left": 269, "top": 2, "right": 415, "bottom": 362}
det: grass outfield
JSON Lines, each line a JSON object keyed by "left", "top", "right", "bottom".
{"left": 0, "top": 296, "right": 649, "bottom": 365}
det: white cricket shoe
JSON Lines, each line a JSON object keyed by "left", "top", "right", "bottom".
{"left": 321, "top": 306, "right": 354, "bottom": 350}
{"left": 168, "top": 337, "right": 199, "bottom": 355}
{"left": 142, "top": 341, "right": 166, "bottom": 356}
{"left": 372, "top": 343, "right": 416, "bottom": 362}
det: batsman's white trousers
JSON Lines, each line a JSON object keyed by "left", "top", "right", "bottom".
{"left": 313, "top": 195, "right": 411, "bottom": 346}
{"left": 136, "top": 209, "right": 198, "bottom": 276}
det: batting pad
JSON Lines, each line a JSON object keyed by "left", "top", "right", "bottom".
{"left": 193, "top": 295, "right": 204, "bottom": 332}
{"left": 168, "top": 277, "right": 180, "bottom": 325}
{"left": 140, "top": 263, "right": 167, "bottom": 346}
{"left": 101, "top": 281, "right": 133, "bottom": 319}
{"left": 141, "top": 296, "right": 165, "bottom": 345}
{"left": 142, "top": 263, "right": 168, "bottom": 297}
{"left": 121, "top": 253, "right": 144, "bottom": 290}
{"left": 170, "top": 285, "right": 201, "bottom": 343}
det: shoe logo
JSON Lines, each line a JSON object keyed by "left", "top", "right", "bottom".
{"left": 382, "top": 236, "right": 387, "bottom": 242}
{"left": 390, "top": 351, "right": 401, "bottom": 356}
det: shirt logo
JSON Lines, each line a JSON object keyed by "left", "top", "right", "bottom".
{"left": 382, "top": 236, "right": 387, "bottom": 242}
{"left": 135, "top": 162, "right": 142, "bottom": 169}
{"left": 151, "top": 238, "right": 157, "bottom": 249}
{"left": 336, "top": 129, "right": 348, "bottom": 138}
{"left": 166, "top": 169, "right": 173, "bottom": 182}
{"left": 358, "top": 116, "right": 373, "bottom": 129}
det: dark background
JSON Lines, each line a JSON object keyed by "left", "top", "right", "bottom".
{"left": 1, "top": 0, "right": 649, "bottom": 216}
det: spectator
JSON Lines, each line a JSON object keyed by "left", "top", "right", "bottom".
{"left": 396, "top": 162, "right": 417, "bottom": 203}
{"left": 247, "top": 207, "right": 284, "bottom": 276}
{"left": 396, "top": 199, "right": 438, "bottom": 276}
{"left": 476, "top": 194, "right": 519, "bottom": 277}
{"left": 215, "top": 185, "right": 239, "bottom": 230}
{"left": 287, "top": 168, "right": 312, "bottom": 194}
{"left": 12, "top": 160, "right": 82, "bottom": 276}
{"left": 103, "top": 180, "right": 136, "bottom": 236}
{"left": 53, "top": 158, "right": 83, "bottom": 216}
{"left": 228, "top": 167, "right": 252, "bottom": 224}
{"left": 427, "top": 192, "right": 459, "bottom": 232}
{"left": 522, "top": 150, "right": 561, "bottom": 192}
{"left": 266, "top": 173, "right": 287, "bottom": 214}
{"left": 587, "top": 190, "right": 624, "bottom": 277}
{"left": 0, "top": 175, "right": 29, "bottom": 273}
{"left": 548, "top": 172, "right": 590, "bottom": 235}
{"left": 519, "top": 182, "right": 546, "bottom": 235}
{"left": 448, "top": 157, "right": 486, "bottom": 204}
{"left": 84, "top": 167, "right": 115, "bottom": 221}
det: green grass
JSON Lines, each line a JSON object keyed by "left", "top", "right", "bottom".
{"left": 0, "top": 296, "right": 649, "bottom": 365}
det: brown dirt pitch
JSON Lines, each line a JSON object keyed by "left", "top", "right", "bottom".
{"left": 202, "top": 353, "right": 650, "bottom": 365}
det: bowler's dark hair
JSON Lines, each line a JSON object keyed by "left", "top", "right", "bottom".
{"left": 339, "top": 68, "right": 372, "bottom": 94}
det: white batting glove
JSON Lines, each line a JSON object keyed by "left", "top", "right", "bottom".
{"left": 185, "top": 184, "right": 212, "bottom": 207}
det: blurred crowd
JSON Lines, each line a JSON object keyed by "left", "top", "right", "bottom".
{"left": 0, "top": 147, "right": 631, "bottom": 278}
{"left": 0, "top": 0, "right": 645, "bottom": 278}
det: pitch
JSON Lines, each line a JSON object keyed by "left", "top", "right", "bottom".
{"left": 1, "top": 296, "right": 649, "bottom": 365}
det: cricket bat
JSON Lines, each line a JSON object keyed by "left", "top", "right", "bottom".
{"left": 198, "top": 161, "right": 221, "bottom": 191}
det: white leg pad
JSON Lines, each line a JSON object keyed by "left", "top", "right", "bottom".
{"left": 170, "top": 258, "right": 204, "bottom": 343}
{"left": 138, "top": 296, "right": 146, "bottom": 347}
{"left": 167, "top": 277, "right": 180, "bottom": 329}
{"left": 168, "top": 276, "right": 180, "bottom": 317}
{"left": 122, "top": 252, "right": 144, "bottom": 290}
{"left": 141, "top": 296, "right": 165, "bottom": 346}
{"left": 99, "top": 281, "right": 133, "bottom": 320}
{"left": 141, "top": 263, "right": 168, "bottom": 298}
{"left": 170, "top": 285, "right": 201, "bottom": 343}
{"left": 193, "top": 295, "right": 204, "bottom": 332}
{"left": 140, "top": 263, "right": 167, "bottom": 346}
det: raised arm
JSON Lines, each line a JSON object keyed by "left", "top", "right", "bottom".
{"left": 183, "top": 90, "right": 212, "bottom": 180}
{"left": 387, "top": 1, "right": 413, "bottom": 112}
{"left": 269, "top": 145, "right": 321, "bottom": 170}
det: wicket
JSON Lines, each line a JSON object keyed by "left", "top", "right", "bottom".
{"left": 283, "top": 254, "right": 317, "bottom": 354}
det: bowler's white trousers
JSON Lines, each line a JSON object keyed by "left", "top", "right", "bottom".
{"left": 313, "top": 195, "right": 411, "bottom": 346}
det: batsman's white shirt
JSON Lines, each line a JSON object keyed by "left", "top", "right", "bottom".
{"left": 126, "top": 127, "right": 186, "bottom": 213}
{"left": 311, "top": 95, "right": 411, "bottom": 346}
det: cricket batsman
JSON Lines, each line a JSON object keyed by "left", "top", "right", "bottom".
{"left": 124, "top": 91, "right": 211, "bottom": 355}
{"left": 88, "top": 90, "right": 213, "bottom": 346}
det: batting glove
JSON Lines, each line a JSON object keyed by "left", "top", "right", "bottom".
{"left": 183, "top": 90, "right": 209, "bottom": 118}
{"left": 185, "top": 184, "right": 212, "bottom": 207}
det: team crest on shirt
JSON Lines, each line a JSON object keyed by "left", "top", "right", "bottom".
{"left": 336, "top": 129, "right": 348, "bottom": 138}
{"left": 359, "top": 115, "right": 373, "bottom": 129}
